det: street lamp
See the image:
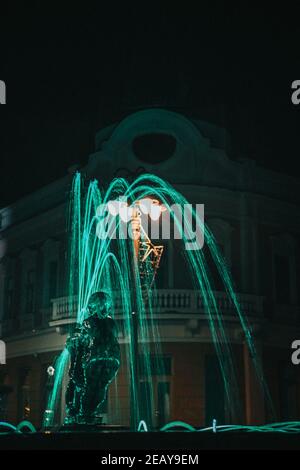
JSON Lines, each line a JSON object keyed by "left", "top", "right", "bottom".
{"left": 107, "top": 197, "right": 166, "bottom": 429}
{"left": 108, "top": 197, "right": 166, "bottom": 283}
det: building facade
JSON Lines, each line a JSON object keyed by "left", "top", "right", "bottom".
{"left": 0, "top": 108, "right": 300, "bottom": 428}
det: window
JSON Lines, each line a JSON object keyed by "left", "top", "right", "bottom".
{"left": 274, "top": 254, "right": 291, "bottom": 304}
{"left": 139, "top": 355, "right": 172, "bottom": 376}
{"left": 202, "top": 243, "right": 225, "bottom": 291}
{"left": 0, "top": 373, "right": 12, "bottom": 421}
{"left": 49, "top": 261, "right": 58, "bottom": 301}
{"left": 271, "top": 234, "right": 297, "bottom": 308}
{"left": 139, "top": 380, "right": 171, "bottom": 428}
{"left": 18, "top": 369, "right": 31, "bottom": 421}
{"left": 279, "top": 362, "right": 298, "bottom": 420}
{"left": 207, "top": 219, "right": 233, "bottom": 269}
{"left": 139, "top": 381, "right": 152, "bottom": 425}
{"left": 25, "top": 270, "right": 35, "bottom": 313}
{"left": 138, "top": 355, "right": 172, "bottom": 427}
{"left": 205, "top": 355, "right": 225, "bottom": 426}
{"left": 157, "top": 381, "right": 170, "bottom": 427}
{"left": 132, "top": 133, "right": 177, "bottom": 164}
{"left": 173, "top": 247, "right": 191, "bottom": 289}
{"left": 5, "top": 277, "right": 13, "bottom": 317}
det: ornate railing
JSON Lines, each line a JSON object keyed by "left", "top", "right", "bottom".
{"left": 50, "top": 289, "right": 264, "bottom": 323}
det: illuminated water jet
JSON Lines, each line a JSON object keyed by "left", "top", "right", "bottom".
{"left": 43, "top": 172, "right": 274, "bottom": 429}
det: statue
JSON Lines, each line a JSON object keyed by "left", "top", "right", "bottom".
{"left": 64, "top": 291, "right": 120, "bottom": 425}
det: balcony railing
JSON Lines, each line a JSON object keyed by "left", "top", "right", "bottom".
{"left": 50, "top": 290, "right": 264, "bottom": 324}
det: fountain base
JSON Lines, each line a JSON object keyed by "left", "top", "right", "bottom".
{"left": 1, "top": 430, "right": 300, "bottom": 450}
{"left": 61, "top": 423, "right": 129, "bottom": 433}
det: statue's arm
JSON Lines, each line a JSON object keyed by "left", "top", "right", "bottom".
{"left": 66, "top": 324, "right": 84, "bottom": 352}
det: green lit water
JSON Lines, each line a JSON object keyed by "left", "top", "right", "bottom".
{"left": 43, "top": 173, "right": 274, "bottom": 429}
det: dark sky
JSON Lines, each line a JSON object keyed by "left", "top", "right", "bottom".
{"left": 0, "top": 4, "right": 300, "bottom": 206}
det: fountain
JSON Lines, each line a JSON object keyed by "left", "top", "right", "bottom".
{"left": 43, "top": 172, "right": 275, "bottom": 430}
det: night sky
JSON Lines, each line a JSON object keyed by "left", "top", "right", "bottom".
{"left": 0, "top": 4, "right": 300, "bottom": 206}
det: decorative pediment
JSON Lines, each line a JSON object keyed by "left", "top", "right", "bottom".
{"left": 88, "top": 108, "right": 232, "bottom": 186}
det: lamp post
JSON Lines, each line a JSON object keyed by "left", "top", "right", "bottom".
{"left": 107, "top": 197, "right": 165, "bottom": 430}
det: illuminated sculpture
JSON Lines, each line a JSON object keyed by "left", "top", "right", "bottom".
{"left": 44, "top": 173, "right": 274, "bottom": 430}
{"left": 65, "top": 291, "right": 120, "bottom": 425}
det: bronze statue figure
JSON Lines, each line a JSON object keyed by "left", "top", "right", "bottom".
{"left": 65, "top": 291, "right": 120, "bottom": 425}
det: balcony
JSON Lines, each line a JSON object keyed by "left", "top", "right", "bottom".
{"left": 49, "top": 290, "right": 264, "bottom": 328}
